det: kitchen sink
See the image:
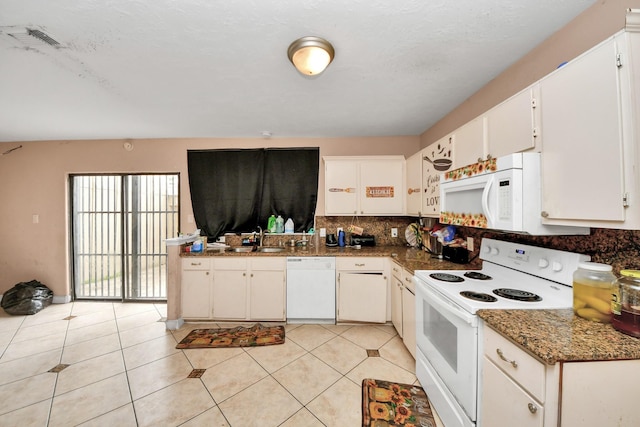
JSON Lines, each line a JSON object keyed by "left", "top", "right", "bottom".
{"left": 229, "top": 246, "right": 254, "bottom": 253}
{"left": 257, "top": 247, "right": 285, "bottom": 253}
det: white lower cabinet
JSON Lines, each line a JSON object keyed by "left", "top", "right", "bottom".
{"left": 481, "top": 325, "right": 551, "bottom": 427}
{"left": 212, "top": 257, "right": 286, "bottom": 321}
{"left": 390, "top": 260, "right": 417, "bottom": 358}
{"left": 212, "top": 257, "right": 249, "bottom": 320}
{"left": 390, "top": 261, "right": 404, "bottom": 336}
{"left": 481, "top": 324, "right": 640, "bottom": 427}
{"left": 248, "top": 258, "right": 286, "bottom": 321}
{"left": 181, "top": 256, "right": 285, "bottom": 321}
{"left": 181, "top": 258, "right": 212, "bottom": 319}
{"left": 336, "top": 257, "right": 388, "bottom": 323}
{"left": 481, "top": 360, "right": 544, "bottom": 427}
{"left": 401, "top": 269, "right": 416, "bottom": 359}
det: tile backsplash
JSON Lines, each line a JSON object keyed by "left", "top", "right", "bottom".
{"left": 316, "top": 216, "right": 640, "bottom": 274}
{"left": 316, "top": 216, "right": 415, "bottom": 246}
{"left": 454, "top": 227, "right": 640, "bottom": 275}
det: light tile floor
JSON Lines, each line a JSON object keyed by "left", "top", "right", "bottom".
{"left": 0, "top": 302, "right": 443, "bottom": 426}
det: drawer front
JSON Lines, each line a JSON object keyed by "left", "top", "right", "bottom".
{"left": 337, "top": 257, "right": 386, "bottom": 271}
{"left": 481, "top": 357, "right": 544, "bottom": 427}
{"left": 484, "top": 326, "right": 546, "bottom": 402}
{"left": 251, "top": 256, "right": 286, "bottom": 270}
{"left": 401, "top": 269, "right": 415, "bottom": 293}
{"left": 182, "top": 258, "right": 211, "bottom": 270}
{"left": 213, "top": 257, "right": 248, "bottom": 270}
{"left": 391, "top": 261, "right": 403, "bottom": 281}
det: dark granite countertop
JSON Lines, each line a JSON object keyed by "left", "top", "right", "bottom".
{"left": 478, "top": 308, "right": 640, "bottom": 364}
{"left": 181, "top": 245, "right": 478, "bottom": 273}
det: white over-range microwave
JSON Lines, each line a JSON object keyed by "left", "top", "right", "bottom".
{"left": 439, "top": 153, "right": 589, "bottom": 235}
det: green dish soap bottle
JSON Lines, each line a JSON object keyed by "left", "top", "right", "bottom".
{"left": 267, "top": 215, "right": 276, "bottom": 233}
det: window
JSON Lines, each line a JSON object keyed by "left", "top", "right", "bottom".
{"left": 187, "top": 148, "right": 319, "bottom": 238}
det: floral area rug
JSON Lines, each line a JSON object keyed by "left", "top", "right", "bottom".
{"left": 362, "top": 378, "right": 436, "bottom": 427}
{"left": 175, "top": 323, "right": 285, "bottom": 349}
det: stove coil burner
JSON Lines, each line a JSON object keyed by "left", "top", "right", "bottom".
{"left": 429, "top": 273, "right": 464, "bottom": 283}
{"left": 493, "top": 288, "right": 542, "bottom": 302}
{"left": 460, "top": 291, "right": 498, "bottom": 302}
{"left": 464, "top": 271, "right": 492, "bottom": 280}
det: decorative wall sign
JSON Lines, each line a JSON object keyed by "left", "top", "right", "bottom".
{"left": 366, "top": 186, "right": 394, "bottom": 198}
{"left": 423, "top": 136, "right": 454, "bottom": 215}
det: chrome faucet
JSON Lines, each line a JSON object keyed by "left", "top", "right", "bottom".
{"left": 257, "top": 226, "right": 264, "bottom": 247}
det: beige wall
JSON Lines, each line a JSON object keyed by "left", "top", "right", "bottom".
{"left": 0, "top": 136, "right": 419, "bottom": 297}
{"left": 421, "top": 0, "right": 640, "bottom": 147}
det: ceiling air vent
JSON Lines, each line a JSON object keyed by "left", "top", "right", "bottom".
{"left": 26, "top": 28, "right": 60, "bottom": 47}
{"left": 1, "top": 26, "right": 63, "bottom": 48}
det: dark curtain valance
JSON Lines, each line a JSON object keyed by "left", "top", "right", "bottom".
{"left": 187, "top": 147, "right": 319, "bottom": 239}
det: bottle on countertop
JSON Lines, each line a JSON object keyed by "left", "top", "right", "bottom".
{"left": 338, "top": 230, "right": 346, "bottom": 247}
{"left": 284, "top": 218, "right": 294, "bottom": 234}
{"left": 267, "top": 215, "right": 276, "bottom": 233}
{"left": 275, "top": 215, "right": 285, "bottom": 233}
{"left": 612, "top": 270, "right": 640, "bottom": 337}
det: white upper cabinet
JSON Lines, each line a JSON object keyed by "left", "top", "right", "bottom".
{"left": 539, "top": 27, "right": 639, "bottom": 229}
{"left": 324, "top": 156, "right": 405, "bottom": 216}
{"left": 452, "top": 85, "right": 539, "bottom": 170}
{"left": 421, "top": 135, "right": 454, "bottom": 217}
{"left": 451, "top": 116, "right": 485, "bottom": 168}
{"left": 324, "top": 158, "right": 359, "bottom": 215}
{"left": 405, "top": 151, "right": 423, "bottom": 216}
{"left": 485, "top": 84, "right": 539, "bottom": 159}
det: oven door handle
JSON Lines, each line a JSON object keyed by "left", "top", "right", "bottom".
{"left": 418, "top": 281, "right": 477, "bottom": 326}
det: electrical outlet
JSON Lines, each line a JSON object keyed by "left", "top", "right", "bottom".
{"left": 391, "top": 228, "right": 398, "bottom": 237}
{"left": 337, "top": 227, "right": 343, "bottom": 234}
{"left": 467, "top": 237, "right": 474, "bottom": 252}
{"left": 320, "top": 228, "right": 326, "bottom": 237}
{"left": 187, "top": 214, "right": 194, "bottom": 224}
{"left": 216, "top": 236, "right": 226, "bottom": 243}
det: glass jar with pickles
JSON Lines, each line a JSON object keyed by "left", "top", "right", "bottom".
{"left": 573, "top": 262, "right": 617, "bottom": 323}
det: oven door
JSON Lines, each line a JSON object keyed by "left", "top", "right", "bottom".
{"left": 415, "top": 278, "right": 478, "bottom": 423}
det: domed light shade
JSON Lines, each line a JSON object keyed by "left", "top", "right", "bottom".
{"left": 287, "top": 36, "right": 335, "bottom": 76}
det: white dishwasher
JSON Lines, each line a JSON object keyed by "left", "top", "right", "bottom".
{"left": 286, "top": 257, "right": 336, "bottom": 324}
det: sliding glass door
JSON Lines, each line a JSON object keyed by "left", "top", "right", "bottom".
{"left": 71, "top": 174, "right": 179, "bottom": 301}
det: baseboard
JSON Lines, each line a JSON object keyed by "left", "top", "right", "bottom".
{"left": 52, "top": 295, "right": 72, "bottom": 304}
{"left": 165, "top": 318, "right": 184, "bottom": 330}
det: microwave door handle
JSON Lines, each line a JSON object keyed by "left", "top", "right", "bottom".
{"left": 482, "top": 175, "right": 495, "bottom": 225}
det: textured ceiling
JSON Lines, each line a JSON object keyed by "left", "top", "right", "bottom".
{"left": 0, "top": 0, "right": 596, "bottom": 142}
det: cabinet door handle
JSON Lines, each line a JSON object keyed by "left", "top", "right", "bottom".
{"left": 243, "top": 272, "right": 246, "bottom": 276}
{"left": 528, "top": 403, "right": 538, "bottom": 414}
{"left": 190, "top": 262, "right": 201, "bottom": 266}
{"left": 206, "top": 272, "right": 209, "bottom": 275}
{"left": 355, "top": 263, "right": 365, "bottom": 267}
{"left": 496, "top": 348, "right": 518, "bottom": 368}
{"left": 404, "top": 277, "right": 412, "bottom": 283}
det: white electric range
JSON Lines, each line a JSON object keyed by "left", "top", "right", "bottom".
{"left": 413, "top": 238, "right": 590, "bottom": 427}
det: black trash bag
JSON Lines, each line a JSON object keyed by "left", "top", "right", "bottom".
{"left": 1, "top": 280, "right": 54, "bottom": 315}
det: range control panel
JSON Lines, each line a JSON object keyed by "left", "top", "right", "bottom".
{"left": 480, "top": 238, "right": 590, "bottom": 286}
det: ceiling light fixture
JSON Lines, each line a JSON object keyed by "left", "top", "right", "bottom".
{"left": 287, "top": 36, "right": 335, "bottom": 76}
